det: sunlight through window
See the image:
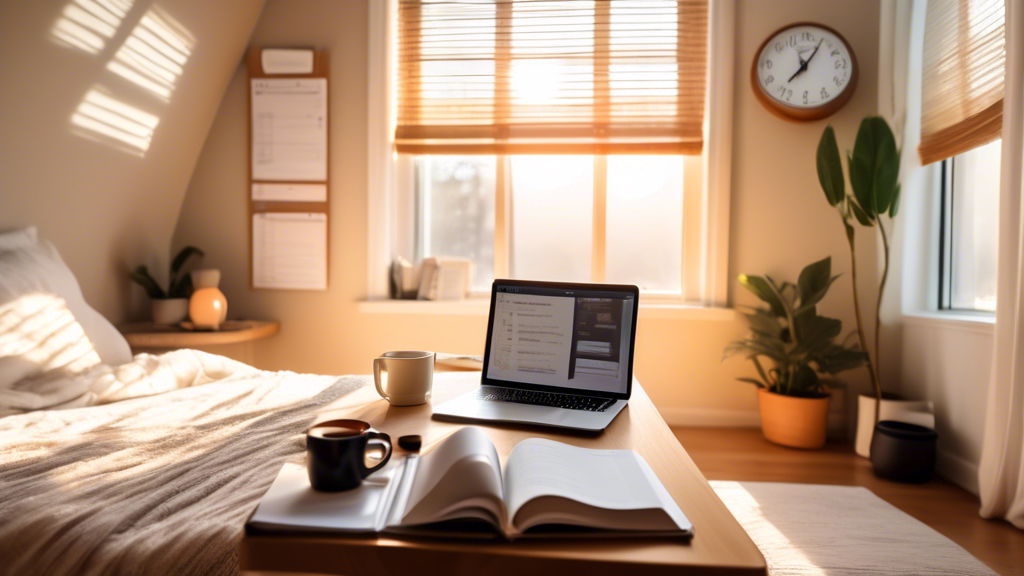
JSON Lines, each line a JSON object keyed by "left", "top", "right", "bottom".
{"left": 71, "top": 89, "right": 160, "bottom": 154}
{"left": 50, "top": 0, "right": 133, "bottom": 54}
{"left": 106, "top": 7, "right": 195, "bottom": 100}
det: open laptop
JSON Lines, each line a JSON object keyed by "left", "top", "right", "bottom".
{"left": 432, "top": 279, "right": 639, "bottom": 432}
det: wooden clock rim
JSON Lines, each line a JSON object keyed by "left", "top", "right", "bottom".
{"left": 750, "top": 21, "right": 859, "bottom": 123}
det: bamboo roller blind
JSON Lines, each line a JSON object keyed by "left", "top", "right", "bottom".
{"left": 396, "top": 0, "right": 708, "bottom": 155}
{"left": 919, "top": 0, "right": 1005, "bottom": 165}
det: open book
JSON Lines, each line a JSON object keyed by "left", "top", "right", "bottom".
{"left": 248, "top": 427, "right": 692, "bottom": 540}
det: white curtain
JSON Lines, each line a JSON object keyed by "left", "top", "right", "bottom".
{"left": 978, "top": 0, "right": 1024, "bottom": 529}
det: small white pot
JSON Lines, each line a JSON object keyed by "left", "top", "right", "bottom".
{"left": 855, "top": 395, "right": 935, "bottom": 457}
{"left": 152, "top": 298, "right": 189, "bottom": 325}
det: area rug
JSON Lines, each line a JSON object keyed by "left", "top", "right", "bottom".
{"left": 710, "top": 481, "right": 996, "bottom": 575}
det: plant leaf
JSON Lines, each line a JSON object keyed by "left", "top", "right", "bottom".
{"left": 738, "top": 274, "right": 786, "bottom": 317}
{"left": 736, "top": 377, "right": 767, "bottom": 389}
{"left": 794, "top": 274, "right": 841, "bottom": 314}
{"left": 848, "top": 196, "right": 875, "bottom": 226}
{"left": 797, "top": 257, "right": 831, "bottom": 305}
{"left": 793, "top": 312, "right": 842, "bottom": 352}
{"left": 171, "top": 246, "right": 204, "bottom": 275}
{"left": 850, "top": 117, "right": 899, "bottom": 217}
{"left": 129, "top": 265, "right": 166, "bottom": 299}
{"left": 889, "top": 183, "right": 901, "bottom": 218}
{"left": 168, "top": 273, "right": 194, "bottom": 299}
{"left": 816, "top": 125, "right": 844, "bottom": 207}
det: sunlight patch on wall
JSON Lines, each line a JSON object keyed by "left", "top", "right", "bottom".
{"left": 51, "top": 0, "right": 134, "bottom": 55}
{"left": 106, "top": 7, "right": 195, "bottom": 100}
{"left": 71, "top": 89, "right": 160, "bottom": 155}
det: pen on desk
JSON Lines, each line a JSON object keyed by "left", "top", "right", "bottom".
{"left": 398, "top": 434, "right": 422, "bottom": 467}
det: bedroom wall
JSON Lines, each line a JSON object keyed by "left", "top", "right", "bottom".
{"left": 0, "top": 0, "right": 265, "bottom": 323}
{"left": 173, "top": 0, "right": 880, "bottom": 426}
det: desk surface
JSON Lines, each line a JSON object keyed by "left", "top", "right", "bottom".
{"left": 239, "top": 373, "right": 766, "bottom": 576}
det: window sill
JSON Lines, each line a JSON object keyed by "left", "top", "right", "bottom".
{"left": 901, "top": 311, "right": 995, "bottom": 335}
{"left": 358, "top": 298, "right": 738, "bottom": 321}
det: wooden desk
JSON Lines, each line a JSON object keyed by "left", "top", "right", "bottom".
{"left": 239, "top": 373, "right": 767, "bottom": 576}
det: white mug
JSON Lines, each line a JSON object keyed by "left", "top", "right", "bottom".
{"left": 373, "top": 351, "right": 434, "bottom": 406}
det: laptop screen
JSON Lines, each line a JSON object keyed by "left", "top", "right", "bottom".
{"left": 481, "top": 280, "right": 638, "bottom": 399}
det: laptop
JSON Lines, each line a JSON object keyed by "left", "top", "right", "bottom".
{"left": 432, "top": 279, "right": 639, "bottom": 432}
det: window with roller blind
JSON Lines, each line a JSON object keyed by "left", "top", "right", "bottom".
{"left": 920, "top": 0, "right": 1005, "bottom": 312}
{"left": 390, "top": 0, "right": 714, "bottom": 297}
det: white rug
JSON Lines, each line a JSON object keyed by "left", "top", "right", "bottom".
{"left": 710, "top": 481, "right": 996, "bottom": 576}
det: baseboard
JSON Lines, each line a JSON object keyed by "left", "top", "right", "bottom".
{"left": 937, "top": 449, "right": 980, "bottom": 496}
{"left": 657, "top": 406, "right": 762, "bottom": 428}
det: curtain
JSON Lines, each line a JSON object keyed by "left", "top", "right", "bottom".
{"left": 978, "top": 0, "right": 1024, "bottom": 529}
{"left": 395, "top": 0, "right": 708, "bottom": 155}
{"left": 918, "top": 0, "right": 1005, "bottom": 165}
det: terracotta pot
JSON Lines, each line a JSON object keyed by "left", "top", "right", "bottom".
{"left": 758, "top": 388, "right": 830, "bottom": 449}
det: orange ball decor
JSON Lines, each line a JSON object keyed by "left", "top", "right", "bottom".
{"left": 189, "top": 269, "right": 228, "bottom": 330}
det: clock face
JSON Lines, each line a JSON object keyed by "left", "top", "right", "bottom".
{"left": 754, "top": 24, "right": 855, "bottom": 113}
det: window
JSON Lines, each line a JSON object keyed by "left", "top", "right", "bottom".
{"left": 368, "top": 0, "right": 734, "bottom": 305}
{"left": 409, "top": 154, "right": 685, "bottom": 293}
{"left": 939, "top": 139, "right": 1001, "bottom": 311}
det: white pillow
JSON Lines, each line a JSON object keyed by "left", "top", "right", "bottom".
{"left": 0, "top": 241, "right": 132, "bottom": 368}
{"left": 0, "top": 226, "right": 38, "bottom": 252}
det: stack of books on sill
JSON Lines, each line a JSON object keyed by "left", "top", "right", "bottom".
{"left": 390, "top": 256, "right": 472, "bottom": 301}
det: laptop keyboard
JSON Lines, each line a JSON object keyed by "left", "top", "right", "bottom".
{"left": 479, "top": 388, "right": 614, "bottom": 412}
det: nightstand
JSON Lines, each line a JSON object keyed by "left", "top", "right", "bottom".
{"left": 118, "top": 320, "right": 280, "bottom": 365}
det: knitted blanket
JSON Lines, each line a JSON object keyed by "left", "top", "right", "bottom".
{"left": 0, "top": 350, "right": 363, "bottom": 576}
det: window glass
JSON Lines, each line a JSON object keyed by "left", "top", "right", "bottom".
{"left": 606, "top": 156, "right": 683, "bottom": 292}
{"left": 415, "top": 156, "right": 496, "bottom": 291}
{"left": 510, "top": 156, "right": 593, "bottom": 282}
{"left": 948, "top": 139, "right": 1000, "bottom": 311}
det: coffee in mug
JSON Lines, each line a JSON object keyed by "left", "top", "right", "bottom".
{"left": 373, "top": 351, "right": 434, "bottom": 406}
{"left": 306, "top": 419, "right": 392, "bottom": 491}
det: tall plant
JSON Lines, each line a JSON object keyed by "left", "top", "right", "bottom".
{"left": 815, "top": 117, "right": 901, "bottom": 423}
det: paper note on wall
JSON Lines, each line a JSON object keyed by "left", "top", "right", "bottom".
{"left": 251, "top": 78, "right": 327, "bottom": 182}
{"left": 252, "top": 183, "right": 327, "bottom": 202}
{"left": 253, "top": 212, "right": 327, "bottom": 290}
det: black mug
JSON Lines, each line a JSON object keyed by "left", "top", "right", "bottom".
{"left": 306, "top": 419, "right": 393, "bottom": 492}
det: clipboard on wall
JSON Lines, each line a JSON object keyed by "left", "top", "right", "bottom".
{"left": 247, "top": 47, "right": 330, "bottom": 290}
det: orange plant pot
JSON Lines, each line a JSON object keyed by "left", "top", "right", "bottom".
{"left": 758, "top": 388, "right": 830, "bottom": 449}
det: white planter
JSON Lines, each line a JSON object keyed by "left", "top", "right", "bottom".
{"left": 151, "top": 298, "right": 189, "bottom": 325}
{"left": 855, "top": 395, "right": 935, "bottom": 458}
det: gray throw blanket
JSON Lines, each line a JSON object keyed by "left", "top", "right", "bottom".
{"left": 0, "top": 351, "right": 363, "bottom": 576}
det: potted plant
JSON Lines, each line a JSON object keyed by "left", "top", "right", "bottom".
{"left": 816, "top": 117, "right": 934, "bottom": 457}
{"left": 725, "top": 257, "right": 868, "bottom": 449}
{"left": 130, "top": 246, "right": 204, "bottom": 325}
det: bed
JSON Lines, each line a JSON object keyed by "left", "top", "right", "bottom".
{"left": 0, "top": 228, "right": 367, "bottom": 575}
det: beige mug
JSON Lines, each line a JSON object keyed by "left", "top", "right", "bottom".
{"left": 373, "top": 351, "right": 434, "bottom": 406}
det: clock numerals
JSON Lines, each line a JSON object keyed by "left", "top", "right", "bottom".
{"left": 763, "top": 59, "right": 773, "bottom": 70}
{"left": 835, "top": 58, "right": 847, "bottom": 70}
{"left": 775, "top": 42, "right": 783, "bottom": 53}
{"left": 831, "top": 49, "right": 840, "bottom": 57}
{"left": 821, "top": 87, "right": 830, "bottom": 99}
{"left": 765, "top": 75, "right": 774, "bottom": 86}
{"left": 834, "top": 76, "right": 842, "bottom": 87}
{"left": 803, "top": 90, "right": 809, "bottom": 105}
{"left": 801, "top": 32, "right": 814, "bottom": 42}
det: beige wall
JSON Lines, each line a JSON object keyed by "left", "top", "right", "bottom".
{"left": 174, "top": 0, "right": 880, "bottom": 423}
{"left": 0, "top": 0, "right": 264, "bottom": 323}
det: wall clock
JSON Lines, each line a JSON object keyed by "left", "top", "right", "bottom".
{"left": 751, "top": 22, "right": 857, "bottom": 122}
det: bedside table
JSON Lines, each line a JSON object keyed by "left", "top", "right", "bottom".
{"left": 118, "top": 321, "right": 280, "bottom": 365}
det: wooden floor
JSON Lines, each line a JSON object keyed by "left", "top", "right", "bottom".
{"left": 672, "top": 427, "right": 1024, "bottom": 575}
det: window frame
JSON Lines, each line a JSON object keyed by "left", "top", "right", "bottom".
{"left": 937, "top": 150, "right": 1000, "bottom": 314}
{"left": 366, "top": 0, "right": 736, "bottom": 308}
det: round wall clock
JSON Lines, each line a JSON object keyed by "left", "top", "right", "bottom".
{"left": 751, "top": 22, "right": 858, "bottom": 122}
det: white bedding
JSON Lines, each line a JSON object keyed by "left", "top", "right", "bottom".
{"left": 0, "top": 350, "right": 364, "bottom": 576}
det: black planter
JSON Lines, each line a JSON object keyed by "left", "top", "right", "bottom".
{"left": 869, "top": 420, "right": 938, "bottom": 483}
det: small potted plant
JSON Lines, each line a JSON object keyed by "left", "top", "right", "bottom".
{"left": 130, "top": 246, "right": 204, "bottom": 325}
{"left": 725, "top": 257, "right": 868, "bottom": 449}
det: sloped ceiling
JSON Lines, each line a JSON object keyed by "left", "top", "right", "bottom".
{"left": 0, "top": 0, "right": 265, "bottom": 323}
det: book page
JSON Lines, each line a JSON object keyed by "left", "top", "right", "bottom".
{"left": 400, "top": 427, "right": 507, "bottom": 528}
{"left": 504, "top": 438, "right": 691, "bottom": 533}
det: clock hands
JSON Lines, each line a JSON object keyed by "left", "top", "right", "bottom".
{"left": 787, "top": 38, "right": 824, "bottom": 83}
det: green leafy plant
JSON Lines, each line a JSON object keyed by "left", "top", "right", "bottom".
{"left": 725, "top": 257, "right": 868, "bottom": 398}
{"left": 129, "top": 246, "right": 204, "bottom": 299}
{"left": 816, "top": 117, "right": 901, "bottom": 422}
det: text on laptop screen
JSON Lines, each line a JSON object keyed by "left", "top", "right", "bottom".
{"left": 485, "top": 284, "right": 635, "bottom": 395}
